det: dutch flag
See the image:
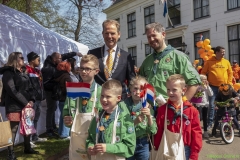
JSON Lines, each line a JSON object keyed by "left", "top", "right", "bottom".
{"left": 66, "top": 82, "right": 91, "bottom": 99}
{"left": 140, "top": 84, "right": 155, "bottom": 108}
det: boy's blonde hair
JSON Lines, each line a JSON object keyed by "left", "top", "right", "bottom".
{"left": 129, "top": 76, "right": 148, "bottom": 86}
{"left": 199, "top": 74, "right": 207, "bottom": 80}
{"left": 80, "top": 54, "right": 99, "bottom": 69}
{"left": 102, "top": 79, "right": 122, "bottom": 95}
{"left": 166, "top": 74, "right": 186, "bottom": 88}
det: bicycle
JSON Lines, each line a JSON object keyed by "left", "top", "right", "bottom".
{"left": 215, "top": 99, "right": 236, "bottom": 144}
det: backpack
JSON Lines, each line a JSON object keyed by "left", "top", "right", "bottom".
{"left": 51, "top": 84, "right": 62, "bottom": 100}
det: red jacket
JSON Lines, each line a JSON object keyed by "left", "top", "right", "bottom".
{"left": 154, "top": 100, "right": 202, "bottom": 160}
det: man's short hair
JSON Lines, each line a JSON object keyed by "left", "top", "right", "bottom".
{"left": 81, "top": 54, "right": 99, "bottom": 69}
{"left": 145, "top": 22, "right": 165, "bottom": 34}
{"left": 102, "top": 20, "right": 120, "bottom": 32}
{"left": 214, "top": 46, "right": 225, "bottom": 54}
{"left": 51, "top": 52, "right": 60, "bottom": 58}
{"left": 102, "top": 79, "right": 122, "bottom": 96}
{"left": 166, "top": 74, "right": 186, "bottom": 88}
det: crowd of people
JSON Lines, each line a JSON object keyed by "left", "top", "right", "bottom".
{"left": 0, "top": 19, "right": 240, "bottom": 160}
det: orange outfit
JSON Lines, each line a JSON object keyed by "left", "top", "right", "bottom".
{"left": 232, "top": 64, "right": 240, "bottom": 81}
{"left": 201, "top": 56, "right": 233, "bottom": 86}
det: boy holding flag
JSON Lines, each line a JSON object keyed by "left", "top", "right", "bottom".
{"left": 124, "top": 76, "right": 157, "bottom": 160}
{"left": 63, "top": 54, "right": 102, "bottom": 160}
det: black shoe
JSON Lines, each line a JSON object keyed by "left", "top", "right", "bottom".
{"left": 24, "top": 148, "right": 39, "bottom": 154}
{"left": 7, "top": 149, "right": 17, "bottom": 160}
{"left": 46, "top": 129, "right": 58, "bottom": 137}
{"left": 212, "top": 129, "right": 217, "bottom": 136}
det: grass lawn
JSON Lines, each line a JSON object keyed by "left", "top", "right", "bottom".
{"left": 0, "top": 134, "right": 70, "bottom": 160}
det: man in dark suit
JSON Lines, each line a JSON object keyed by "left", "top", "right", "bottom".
{"left": 88, "top": 19, "right": 135, "bottom": 99}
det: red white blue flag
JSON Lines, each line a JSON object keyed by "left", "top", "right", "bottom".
{"left": 66, "top": 82, "right": 91, "bottom": 99}
{"left": 140, "top": 84, "right": 155, "bottom": 108}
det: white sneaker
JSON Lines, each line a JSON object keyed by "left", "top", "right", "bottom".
{"left": 62, "top": 136, "right": 71, "bottom": 141}
{"left": 207, "top": 126, "right": 212, "bottom": 131}
{"left": 30, "top": 142, "right": 37, "bottom": 148}
{"left": 203, "top": 131, "right": 209, "bottom": 138}
{"left": 33, "top": 137, "right": 48, "bottom": 142}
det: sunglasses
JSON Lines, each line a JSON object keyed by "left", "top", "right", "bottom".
{"left": 19, "top": 57, "right": 24, "bottom": 60}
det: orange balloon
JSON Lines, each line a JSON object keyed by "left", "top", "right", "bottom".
{"left": 205, "top": 45, "right": 211, "bottom": 51}
{"left": 193, "top": 60, "right": 199, "bottom": 65}
{"left": 196, "top": 41, "right": 203, "bottom": 48}
{"left": 200, "top": 52, "right": 207, "bottom": 58}
{"left": 197, "top": 66, "right": 202, "bottom": 71}
{"left": 203, "top": 39, "right": 210, "bottom": 46}
{"left": 207, "top": 49, "right": 214, "bottom": 56}
{"left": 203, "top": 56, "right": 209, "bottom": 61}
{"left": 198, "top": 48, "right": 205, "bottom": 55}
{"left": 233, "top": 83, "right": 240, "bottom": 91}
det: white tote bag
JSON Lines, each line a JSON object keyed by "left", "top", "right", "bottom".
{"left": 155, "top": 103, "right": 186, "bottom": 160}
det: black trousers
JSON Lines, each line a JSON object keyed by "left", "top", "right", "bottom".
{"left": 196, "top": 106, "right": 208, "bottom": 131}
{"left": 45, "top": 91, "right": 57, "bottom": 131}
{"left": 8, "top": 121, "right": 31, "bottom": 150}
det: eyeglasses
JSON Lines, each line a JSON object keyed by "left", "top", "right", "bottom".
{"left": 79, "top": 67, "right": 96, "bottom": 73}
{"left": 19, "top": 57, "right": 24, "bottom": 60}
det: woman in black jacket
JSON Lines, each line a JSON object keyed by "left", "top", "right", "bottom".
{"left": 0, "top": 52, "right": 38, "bottom": 160}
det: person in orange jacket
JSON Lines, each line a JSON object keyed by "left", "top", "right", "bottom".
{"left": 232, "top": 60, "right": 240, "bottom": 83}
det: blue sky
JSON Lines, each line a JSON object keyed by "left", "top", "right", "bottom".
{"left": 98, "top": 1, "right": 112, "bottom": 24}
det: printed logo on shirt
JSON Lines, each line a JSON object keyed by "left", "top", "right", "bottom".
{"left": 116, "top": 135, "right": 120, "bottom": 142}
{"left": 165, "top": 57, "right": 171, "bottom": 63}
{"left": 163, "top": 71, "right": 168, "bottom": 76}
{"left": 127, "top": 126, "right": 134, "bottom": 134}
{"left": 117, "top": 121, "right": 121, "bottom": 127}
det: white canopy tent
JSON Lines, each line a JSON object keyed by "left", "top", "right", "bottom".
{"left": 0, "top": 4, "right": 89, "bottom": 66}
{"left": 0, "top": 4, "right": 89, "bottom": 148}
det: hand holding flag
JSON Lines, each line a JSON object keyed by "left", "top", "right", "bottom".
{"left": 139, "top": 83, "right": 155, "bottom": 108}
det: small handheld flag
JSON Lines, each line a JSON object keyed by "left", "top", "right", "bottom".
{"left": 140, "top": 83, "right": 155, "bottom": 108}
{"left": 66, "top": 82, "right": 91, "bottom": 99}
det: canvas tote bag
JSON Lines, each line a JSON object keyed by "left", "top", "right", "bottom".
{"left": 155, "top": 102, "right": 186, "bottom": 160}
{"left": 0, "top": 113, "right": 13, "bottom": 148}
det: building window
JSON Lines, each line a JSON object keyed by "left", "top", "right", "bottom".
{"left": 116, "top": 18, "right": 120, "bottom": 41}
{"left": 228, "top": 24, "right": 240, "bottom": 64}
{"left": 194, "top": 31, "right": 210, "bottom": 63}
{"left": 168, "top": 0, "right": 181, "bottom": 26}
{"left": 227, "top": 0, "right": 240, "bottom": 10}
{"left": 128, "top": 47, "right": 137, "bottom": 65}
{"left": 193, "top": 0, "right": 209, "bottom": 19}
{"left": 168, "top": 37, "right": 182, "bottom": 51}
{"left": 127, "top": 12, "right": 136, "bottom": 38}
{"left": 145, "top": 44, "right": 154, "bottom": 57}
{"left": 144, "top": 5, "right": 155, "bottom": 27}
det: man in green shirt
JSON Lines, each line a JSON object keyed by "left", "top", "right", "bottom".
{"left": 139, "top": 22, "right": 201, "bottom": 100}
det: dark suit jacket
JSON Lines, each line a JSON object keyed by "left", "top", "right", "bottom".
{"left": 88, "top": 45, "right": 135, "bottom": 89}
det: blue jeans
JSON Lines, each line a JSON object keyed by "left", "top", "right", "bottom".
{"left": 185, "top": 145, "right": 191, "bottom": 160}
{"left": 126, "top": 136, "right": 149, "bottom": 160}
{"left": 58, "top": 101, "right": 70, "bottom": 138}
{"left": 207, "top": 85, "right": 219, "bottom": 127}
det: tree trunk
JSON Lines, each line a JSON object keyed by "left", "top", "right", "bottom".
{"left": 74, "top": 0, "right": 83, "bottom": 42}
{"left": 2, "top": 0, "right": 9, "bottom": 5}
{"left": 26, "top": 0, "right": 32, "bottom": 16}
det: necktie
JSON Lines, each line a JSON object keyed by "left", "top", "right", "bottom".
{"left": 105, "top": 49, "right": 114, "bottom": 79}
